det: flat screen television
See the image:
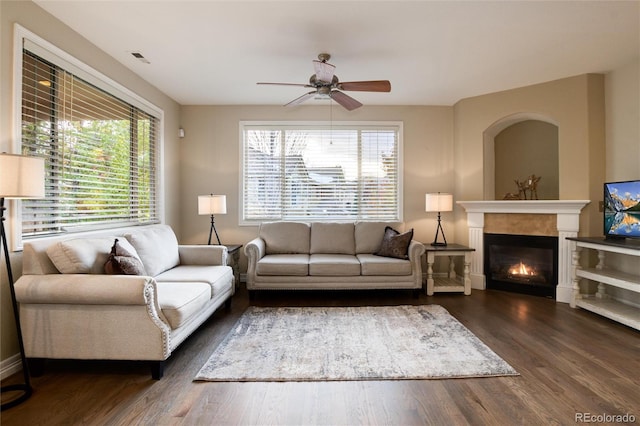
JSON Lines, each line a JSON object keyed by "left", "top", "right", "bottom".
{"left": 603, "top": 179, "right": 640, "bottom": 240}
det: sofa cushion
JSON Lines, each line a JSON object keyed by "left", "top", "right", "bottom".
{"left": 357, "top": 254, "right": 412, "bottom": 276}
{"left": 310, "top": 222, "right": 355, "bottom": 255}
{"left": 374, "top": 226, "right": 414, "bottom": 259}
{"left": 256, "top": 254, "right": 309, "bottom": 276}
{"left": 104, "top": 238, "right": 147, "bottom": 276}
{"left": 155, "top": 265, "right": 233, "bottom": 293}
{"left": 156, "top": 282, "right": 211, "bottom": 329}
{"left": 46, "top": 237, "right": 115, "bottom": 274}
{"left": 309, "top": 254, "right": 361, "bottom": 276}
{"left": 355, "top": 222, "right": 404, "bottom": 254}
{"left": 125, "top": 225, "right": 180, "bottom": 277}
{"left": 260, "top": 222, "right": 310, "bottom": 254}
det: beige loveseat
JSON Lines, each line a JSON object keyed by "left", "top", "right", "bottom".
{"left": 14, "top": 224, "right": 234, "bottom": 379}
{"left": 245, "top": 222, "right": 425, "bottom": 292}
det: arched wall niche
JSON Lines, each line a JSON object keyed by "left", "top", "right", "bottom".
{"left": 483, "top": 112, "right": 559, "bottom": 200}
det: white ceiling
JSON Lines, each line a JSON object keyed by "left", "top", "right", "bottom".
{"left": 34, "top": 0, "right": 640, "bottom": 107}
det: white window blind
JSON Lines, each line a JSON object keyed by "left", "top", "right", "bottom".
{"left": 20, "top": 47, "right": 159, "bottom": 238}
{"left": 241, "top": 122, "right": 402, "bottom": 223}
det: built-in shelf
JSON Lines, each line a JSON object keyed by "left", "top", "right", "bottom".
{"left": 568, "top": 237, "right": 640, "bottom": 330}
{"left": 575, "top": 297, "right": 640, "bottom": 330}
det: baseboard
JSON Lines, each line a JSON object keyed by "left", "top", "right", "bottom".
{"left": 1, "top": 352, "right": 23, "bottom": 380}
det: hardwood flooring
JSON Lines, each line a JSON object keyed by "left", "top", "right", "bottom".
{"left": 1, "top": 287, "right": 638, "bottom": 425}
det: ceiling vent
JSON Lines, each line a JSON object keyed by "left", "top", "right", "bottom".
{"left": 130, "top": 52, "right": 150, "bottom": 64}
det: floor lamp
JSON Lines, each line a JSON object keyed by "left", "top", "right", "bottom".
{"left": 198, "top": 194, "right": 227, "bottom": 245}
{"left": 0, "top": 153, "right": 45, "bottom": 411}
{"left": 425, "top": 192, "right": 453, "bottom": 246}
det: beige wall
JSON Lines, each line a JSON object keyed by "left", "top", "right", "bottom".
{"left": 0, "top": 1, "right": 181, "bottom": 362}
{"left": 605, "top": 59, "right": 640, "bottom": 181}
{"left": 494, "top": 120, "right": 559, "bottom": 200}
{"left": 178, "top": 105, "right": 454, "bottom": 271}
{"left": 453, "top": 74, "right": 606, "bottom": 245}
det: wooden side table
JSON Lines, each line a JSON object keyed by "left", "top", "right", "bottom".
{"left": 224, "top": 244, "right": 242, "bottom": 286}
{"left": 424, "top": 243, "right": 475, "bottom": 296}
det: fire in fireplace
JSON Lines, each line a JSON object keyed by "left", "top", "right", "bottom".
{"left": 484, "top": 233, "right": 558, "bottom": 298}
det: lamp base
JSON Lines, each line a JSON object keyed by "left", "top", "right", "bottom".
{"left": 1, "top": 198, "right": 33, "bottom": 411}
{"left": 1, "top": 383, "right": 32, "bottom": 411}
{"left": 431, "top": 213, "right": 448, "bottom": 247}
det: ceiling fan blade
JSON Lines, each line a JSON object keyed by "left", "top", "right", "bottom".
{"left": 285, "top": 91, "right": 317, "bottom": 107}
{"left": 330, "top": 90, "right": 363, "bottom": 111}
{"left": 313, "top": 60, "right": 336, "bottom": 83}
{"left": 257, "top": 82, "right": 312, "bottom": 87}
{"left": 337, "top": 80, "right": 391, "bottom": 92}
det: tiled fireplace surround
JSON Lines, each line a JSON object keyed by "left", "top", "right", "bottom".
{"left": 457, "top": 200, "right": 590, "bottom": 304}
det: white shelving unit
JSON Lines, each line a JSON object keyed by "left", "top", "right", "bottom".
{"left": 568, "top": 237, "right": 640, "bottom": 330}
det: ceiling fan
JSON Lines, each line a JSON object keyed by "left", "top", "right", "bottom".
{"left": 257, "top": 53, "right": 391, "bottom": 111}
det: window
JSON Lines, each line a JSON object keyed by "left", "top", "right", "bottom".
{"left": 17, "top": 28, "right": 161, "bottom": 239}
{"left": 241, "top": 122, "right": 402, "bottom": 223}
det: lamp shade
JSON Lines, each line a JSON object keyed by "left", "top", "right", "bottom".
{"left": 0, "top": 153, "right": 45, "bottom": 198}
{"left": 425, "top": 193, "right": 453, "bottom": 212}
{"left": 198, "top": 194, "right": 227, "bottom": 215}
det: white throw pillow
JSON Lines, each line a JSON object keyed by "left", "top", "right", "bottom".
{"left": 125, "top": 225, "right": 180, "bottom": 277}
{"left": 46, "top": 237, "right": 115, "bottom": 274}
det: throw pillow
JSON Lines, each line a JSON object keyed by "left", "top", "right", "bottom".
{"left": 46, "top": 238, "right": 115, "bottom": 274}
{"left": 104, "top": 238, "right": 147, "bottom": 275}
{"left": 374, "top": 226, "right": 413, "bottom": 259}
{"left": 124, "top": 225, "right": 180, "bottom": 277}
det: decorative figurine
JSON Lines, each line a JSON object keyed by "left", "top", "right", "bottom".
{"left": 510, "top": 174, "right": 541, "bottom": 200}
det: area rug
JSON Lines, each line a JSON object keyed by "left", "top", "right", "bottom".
{"left": 194, "top": 305, "right": 518, "bottom": 382}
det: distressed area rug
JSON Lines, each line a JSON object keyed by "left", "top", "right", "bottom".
{"left": 195, "top": 305, "right": 518, "bottom": 382}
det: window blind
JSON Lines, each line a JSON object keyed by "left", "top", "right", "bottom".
{"left": 242, "top": 122, "right": 402, "bottom": 223}
{"left": 20, "top": 49, "right": 159, "bottom": 237}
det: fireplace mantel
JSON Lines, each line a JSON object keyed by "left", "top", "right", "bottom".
{"left": 457, "top": 200, "right": 590, "bottom": 215}
{"left": 457, "top": 200, "right": 590, "bottom": 304}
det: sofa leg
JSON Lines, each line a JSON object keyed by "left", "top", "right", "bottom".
{"left": 224, "top": 297, "right": 232, "bottom": 310}
{"left": 27, "top": 358, "right": 45, "bottom": 377}
{"left": 150, "top": 361, "right": 164, "bottom": 380}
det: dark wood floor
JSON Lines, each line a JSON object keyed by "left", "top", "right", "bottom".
{"left": 2, "top": 286, "right": 639, "bottom": 425}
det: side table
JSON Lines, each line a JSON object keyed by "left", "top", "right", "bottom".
{"left": 424, "top": 243, "right": 475, "bottom": 296}
{"left": 224, "top": 244, "right": 242, "bottom": 286}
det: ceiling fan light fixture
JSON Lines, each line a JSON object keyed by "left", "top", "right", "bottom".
{"left": 258, "top": 53, "right": 390, "bottom": 110}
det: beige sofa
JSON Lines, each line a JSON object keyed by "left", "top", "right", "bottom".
{"left": 245, "top": 222, "right": 425, "bottom": 292}
{"left": 14, "top": 225, "right": 234, "bottom": 379}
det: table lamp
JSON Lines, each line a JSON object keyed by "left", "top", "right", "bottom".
{"left": 0, "top": 153, "right": 45, "bottom": 410}
{"left": 425, "top": 192, "right": 453, "bottom": 246}
{"left": 198, "top": 194, "right": 227, "bottom": 245}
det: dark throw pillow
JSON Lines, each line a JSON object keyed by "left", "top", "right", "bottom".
{"left": 104, "top": 238, "right": 147, "bottom": 275}
{"left": 374, "top": 226, "right": 414, "bottom": 259}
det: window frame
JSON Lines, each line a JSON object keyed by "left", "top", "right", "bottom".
{"left": 11, "top": 24, "right": 164, "bottom": 250}
{"left": 239, "top": 120, "right": 403, "bottom": 226}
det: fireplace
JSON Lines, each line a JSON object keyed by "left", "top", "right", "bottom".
{"left": 484, "top": 233, "right": 558, "bottom": 298}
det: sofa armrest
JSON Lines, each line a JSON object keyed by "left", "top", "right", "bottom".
{"left": 178, "top": 245, "right": 228, "bottom": 266}
{"left": 408, "top": 240, "right": 426, "bottom": 262}
{"left": 408, "top": 240, "right": 426, "bottom": 287}
{"left": 245, "top": 237, "right": 265, "bottom": 261}
{"left": 15, "top": 274, "right": 156, "bottom": 305}
{"left": 244, "top": 238, "right": 265, "bottom": 289}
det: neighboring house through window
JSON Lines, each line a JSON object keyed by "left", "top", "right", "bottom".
{"left": 15, "top": 25, "right": 162, "bottom": 242}
{"left": 241, "top": 121, "right": 403, "bottom": 224}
